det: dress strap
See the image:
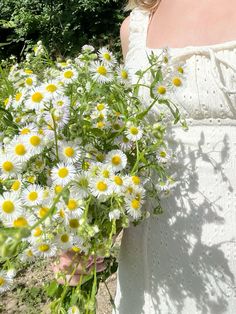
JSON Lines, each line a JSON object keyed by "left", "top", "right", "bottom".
{"left": 125, "top": 7, "right": 150, "bottom": 64}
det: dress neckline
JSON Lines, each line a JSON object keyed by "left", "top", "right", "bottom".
{"left": 146, "top": 39, "right": 236, "bottom": 52}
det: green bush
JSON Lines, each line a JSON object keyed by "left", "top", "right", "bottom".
{"left": 0, "top": 0, "right": 127, "bottom": 60}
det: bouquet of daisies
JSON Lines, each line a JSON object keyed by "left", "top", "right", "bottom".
{"left": 0, "top": 42, "right": 187, "bottom": 313}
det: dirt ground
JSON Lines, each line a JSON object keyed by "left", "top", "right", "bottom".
{"left": 0, "top": 234, "right": 122, "bottom": 314}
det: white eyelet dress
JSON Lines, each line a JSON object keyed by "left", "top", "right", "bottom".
{"left": 112, "top": 7, "right": 236, "bottom": 314}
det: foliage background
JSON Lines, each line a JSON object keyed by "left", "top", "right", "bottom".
{"left": 0, "top": 0, "right": 127, "bottom": 61}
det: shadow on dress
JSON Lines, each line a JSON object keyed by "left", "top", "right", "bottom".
{"left": 114, "top": 127, "right": 236, "bottom": 314}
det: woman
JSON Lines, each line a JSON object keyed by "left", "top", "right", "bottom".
{"left": 113, "top": 0, "right": 236, "bottom": 313}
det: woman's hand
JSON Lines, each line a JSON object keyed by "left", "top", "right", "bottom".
{"left": 52, "top": 250, "right": 106, "bottom": 286}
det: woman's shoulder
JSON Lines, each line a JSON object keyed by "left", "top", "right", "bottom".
{"left": 120, "top": 15, "right": 131, "bottom": 59}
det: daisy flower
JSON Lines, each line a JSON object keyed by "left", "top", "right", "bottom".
{"left": 125, "top": 197, "right": 143, "bottom": 220}
{"left": 32, "top": 241, "right": 57, "bottom": 258}
{"left": 24, "top": 133, "right": 45, "bottom": 155}
{"left": 156, "top": 147, "right": 173, "bottom": 164}
{"left": 19, "top": 248, "right": 35, "bottom": 263}
{"left": 56, "top": 231, "right": 74, "bottom": 250}
{"left": 98, "top": 47, "right": 116, "bottom": 66}
{"left": 67, "top": 217, "right": 80, "bottom": 232}
{"left": 22, "top": 184, "right": 44, "bottom": 206}
{"left": 117, "top": 65, "right": 131, "bottom": 84}
{"left": 58, "top": 141, "right": 81, "bottom": 164}
{"left": 125, "top": 123, "right": 143, "bottom": 142}
{"left": 0, "top": 192, "right": 23, "bottom": 222}
{"left": 61, "top": 68, "right": 78, "bottom": 85}
{"left": 12, "top": 90, "right": 25, "bottom": 108}
{"left": 90, "top": 61, "right": 113, "bottom": 83}
{"left": 11, "top": 178, "right": 22, "bottom": 192}
{"left": 45, "top": 107, "right": 70, "bottom": 129}
{"left": 42, "top": 80, "right": 63, "bottom": 99}
{"left": 19, "top": 123, "right": 37, "bottom": 136}
{"left": 52, "top": 95, "right": 70, "bottom": 109}
{"left": 0, "top": 154, "right": 21, "bottom": 179}
{"left": 71, "top": 172, "right": 90, "bottom": 199}
{"left": 65, "top": 197, "right": 84, "bottom": 217}
{"left": 68, "top": 305, "right": 80, "bottom": 314}
{"left": 24, "top": 74, "right": 37, "bottom": 89}
{"left": 4, "top": 211, "right": 36, "bottom": 229}
{"left": 115, "top": 135, "right": 133, "bottom": 152}
{"left": 0, "top": 270, "right": 14, "bottom": 294}
{"left": 25, "top": 88, "right": 46, "bottom": 111}
{"left": 152, "top": 81, "right": 170, "bottom": 99}
{"left": 82, "top": 44, "right": 95, "bottom": 53}
{"left": 90, "top": 178, "right": 112, "bottom": 198}
{"left": 111, "top": 175, "right": 125, "bottom": 194}
{"left": 105, "top": 150, "right": 127, "bottom": 172}
{"left": 51, "top": 162, "right": 76, "bottom": 186}
{"left": 29, "top": 226, "right": 44, "bottom": 243}
{"left": 97, "top": 164, "right": 114, "bottom": 179}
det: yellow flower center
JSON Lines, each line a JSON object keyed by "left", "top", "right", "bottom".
{"left": 97, "top": 66, "right": 107, "bottom": 76}
{"left": 64, "top": 147, "right": 75, "bottom": 157}
{"left": 130, "top": 126, "right": 138, "bottom": 135}
{"left": 38, "top": 244, "right": 50, "bottom": 252}
{"left": 30, "top": 135, "right": 41, "bottom": 146}
{"left": 25, "top": 77, "right": 33, "bottom": 86}
{"left": 121, "top": 70, "right": 128, "bottom": 79}
{"left": 11, "top": 180, "right": 21, "bottom": 191}
{"left": 32, "top": 92, "right": 43, "bottom": 103}
{"left": 61, "top": 234, "right": 69, "bottom": 243}
{"left": 56, "top": 100, "right": 64, "bottom": 107}
{"left": 46, "top": 84, "right": 57, "bottom": 93}
{"left": 4, "top": 98, "right": 9, "bottom": 107}
{"left": 15, "top": 92, "right": 22, "bottom": 101}
{"left": 58, "top": 167, "right": 69, "bottom": 178}
{"left": 27, "top": 176, "right": 36, "bottom": 183}
{"left": 26, "top": 249, "right": 33, "bottom": 257}
{"left": 33, "top": 227, "right": 42, "bottom": 237}
{"left": 69, "top": 219, "right": 79, "bottom": 229}
{"left": 112, "top": 155, "right": 121, "bottom": 166}
{"left": 97, "top": 121, "right": 105, "bottom": 128}
{"left": 2, "top": 200, "right": 15, "bottom": 213}
{"left": 172, "top": 77, "right": 182, "bottom": 87}
{"left": 0, "top": 277, "right": 5, "bottom": 286}
{"left": 13, "top": 217, "right": 28, "bottom": 228}
{"left": 102, "top": 170, "right": 110, "bottom": 178}
{"left": 64, "top": 70, "right": 74, "bottom": 79}
{"left": 96, "top": 181, "right": 108, "bottom": 192}
{"left": 132, "top": 176, "right": 141, "bottom": 185}
{"left": 67, "top": 199, "right": 77, "bottom": 210}
{"left": 28, "top": 191, "right": 38, "bottom": 201}
{"left": 157, "top": 86, "right": 166, "bottom": 95}
{"left": 160, "top": 151, "right": 167, "bottom": 157}
{"left": 21, "top": 128, "right": 31, "bottom": 135}
{"left": 114, "top": 176, "right": 123, "bottom": 185}
{"left": 54, "top": 185, "right": 63, "bottom": 194}
{"left": 25, "top": 69, "right": 33, "bottom": 74}
{"left": 38, "top": 207, "right": 49, "bottom": 218}
{"left": 59, "top": 209, "right": 65, "bottom": 218}
{"left": 177, "top": 66, "right": 184, "bottom": 74}
{"left": 2, "top": 161, "right": 14, "bottom": 172}
{"left": 103, "top": 52, "right": 111, "bottom": 61}
{"left": 131, "top": 199, "right": 140, "bottom": 210}
{"left": 97, "top": 103, "right": 105, "bottom": 111}
{"left": 15, "top": 143, "right": 26, "bottom": 156}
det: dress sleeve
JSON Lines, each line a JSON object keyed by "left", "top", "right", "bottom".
{"left": 125, "top": 7, "right": 150, "bottom": 65}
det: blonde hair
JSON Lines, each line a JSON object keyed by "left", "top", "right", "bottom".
{"left": 125, "top": 0, "right": 160, "bottom": 11}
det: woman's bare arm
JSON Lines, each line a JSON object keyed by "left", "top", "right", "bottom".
{"left": 120, "top": 15, "right": 130, "bottom": 60}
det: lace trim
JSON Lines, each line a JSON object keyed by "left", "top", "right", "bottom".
{"left": 125, "top": 7, "right": 150, "bottom": 65}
